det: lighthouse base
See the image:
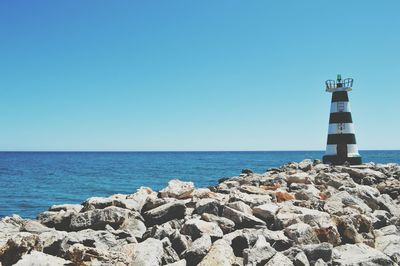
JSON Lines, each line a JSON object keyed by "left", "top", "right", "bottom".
{"left": 322, "top": 155, "right": 362, "bottom": 165}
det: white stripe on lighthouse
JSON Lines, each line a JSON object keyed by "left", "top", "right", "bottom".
{"left": 330, "top": 101, "right": 351, "bottom": 113}
{"left": 325, "top": 144, "right": 337, "bottom": 155}
{"left": 328, "top": 123, "right": 355, "bottom": 134}
{"left": 347, "top": 144, "right": 360, "bottom": 157}
{"left": 324, "top": 144, "right": 360, "bottom": 156}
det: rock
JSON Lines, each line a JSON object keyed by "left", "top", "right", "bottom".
{"left": 242, "top": 169, "right": 254, "bottom": 175}
{"left": 127, "top": 187, "right": 157, "bottom": 212}
{"left": 21, "top": 220, "right": 53, "bottom": 234}
{"left": 252, "top": 203, "right": 279, "bottom": 223}
{"left": 299, "top": 159, "right": 313, "bottom": 172}
{"left": 370, "top": 210, "right": 391, "bottom": 229}
{"left": 315, "top": 172, "right": 356, "bottom": 189}
{"left": 265, "top": 252, "right": 294, "bottom": 266}
{"left": 131, "top": 238, "right": 163, "bottom": 266}
{"left": 0, "top": 215, "right": 24, "bottom": 246}
{"left": 170, "top": 230, "right": 191, "bottom": 255}
{"left": 302, "top": 242, "right": 333, "bottom": 263}
{"left": 286, "top": 172, "right": 310, "bottom": 184}
{"left": 276, "top": 191, "right": 295, "bottom": 202}
{"left": 229, "top": 190, "right": 272, "bottom": 207}
{"left": 194, "top": 198, "right": 220, "bottom": 215}
{"left": 159, "top": 179, "right": 194, "bottom": 199}
{"left": 324, "top": 191, "right": 371, "bottom": 215}
{"left": 166, "top": 259, "right": 186, "bottom": 266}
{"left": 143, "top": 201, "right": 186, "bottom": 226}
{"left": 0, "top": 232, "right": 42, "bottom": 266}
{"left": 198, "top": 239, "right": 236, "bottom": 266}
{"left": 38, "top": 210, "right": 77, "bottom": 231}
{"left": 183, "top": 234, "right": 211, "bottom": 265}
{"left": 239, "top": 185, "right": 269, "bottom": 195}
{"left": 14, "top": 251, "right": 71, "bottom": 266}
{"left": 120, "top": 217, "right": 146, "bottom": 239}
{"left": 376, "top": 179, "right": 400, "bottom": 199}
{"left": 243, "top": 236, "right": 277, "bottom": 265}
{"left": 38, "top": 230, "right": 69, "bottom": 257}
{"left": 201, "top": 213, "right": 235, "bottom": 233}
{"left": 377, "top": 194, "right": 400, "bottom": 218}
{"left": 375, "top": 225, "right": 400, "bottom": 262}
{"left": 49, "top": 204, "right": 83, "bottom": 213}
{"left": 314, "top": 258, "right": 328, "bottom": 266}
{"left": 294, "top": 251, "right": 310, "bottom": 266}
{"left": 227, "top": 201, "right": 253, "bottom": 215}
{"left": 222, "top": 206, "right": 266, "bottom": 229}
{"left": 333, "top": 243, "right": 394, "bottom": 265}
{"left": 275, "top": 205, "right": 330, "bottom": 229}
{"left": 284, "top": 223, "right": 320, "bottom": 245}
{"left": 82, "top": 196, "right": 140, "bottom": 212}
{"left": 70, "top": 206, "right": 131, "bottom": 231}
{"left": 66, "top": 243, "right": 117, "bottom": 265}
{"left": 181, "top": 219, "right": 223, "bottom": 240}
{"left": 161, "top": 238, "right": 180, "bottom": 265}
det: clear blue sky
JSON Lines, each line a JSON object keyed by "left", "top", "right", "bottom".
{"left": 1, "top": 1, "right": 399, "bottom": 151}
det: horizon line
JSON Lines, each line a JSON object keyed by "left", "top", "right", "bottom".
{"left": 1, "top": 149, "right": 400, "bottom": 153}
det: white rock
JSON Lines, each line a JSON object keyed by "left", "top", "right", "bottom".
{"left": 159, "top": 179, "right": 195, "bottom": 199}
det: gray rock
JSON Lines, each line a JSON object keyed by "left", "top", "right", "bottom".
{"left": 294, "top": 251, "right": 309, "bottom": 266}
{"left": 275, "top": 205, "right": 330, "bottom": 229}
{"left": 49, "top": 204, "right": 83, "bottom": 213}
{"left": 243, "top": 236, "right": 277, "bottom": 265}
{"left": 227, "top": 201, "right": 253, "bottom": 215}
{"left": 131, "top": 238, "right": 163, "bottom": 266}
{"left": 377, "top": 194, "right": 400, "bottom": 218}
{"left": 183, "top": 234, "right": 211, "bottom": 265}
{"left": 315, "top": 172, "right": 356, "bottom": 189}
{"left": 284, "top": 223, "right": 320, "bottom": 245}
{"left": 180, "top": 219, "right": 223, "bottom": 240}
{"left": 38, "top": 210, "right": 77, "bottom": 231}
{"left": 229, "top": 190, "right": 272, "bottom": 207}
{"left": 69, "top": 206, "right": 131, "bottom": 231}
{"left": 166, "top": 259, "right": 186, "bottom": 266}
{"left": 286, "top": 172, "right": 310, "bottom": 184}
{"left": 170, "top": 230, "right": 191, "bottom": 255}
{"left": 21, "top": 220, "right": 53, "bottom": 234}
{"left": 195, "top": 198, "right": 220, "bottom": 215}
{"left": 333, "top": 243, "right": 394, "bottom": 266}
{"left": 375, "top": 225, "right": 400, "bottom": 262}
{"left": 222, "top": 206, "right": 266, "bottom": 229}
{"left": 159, "top": 179, "right": 194, "bottom": 199}
{"left": 127, "top": 186, "right": 157, "bottom": 212}
{"left": 120, "top": 217, "right": 147, "bottom": 239}
{"left": 299, "top": 159, "right": 313, "bottom": 172}
{"left": 252, "top": 203, "right": 279, "bottom": 223}
{"left": 265, "top": 252, "right": 294, "bottom": 266}
{"left": 302, "top": 242, "right": 333, "bottom": 263}
{"left": 82, "top": 196, "right": 140, "bottom": 212}
{"left": 201, "top": 213, "right": 235, "bottom": 234}
{"left": 143, "top": 201, "right": 186, "bottom": 226}
{"left": 0, "top": 232, "right": 42, "bottom": 266}
{"left": 14, "top": 251, "right": 71, "bottom": 266}
{"left": 198, "top": 239, "right": 236, "bottom": 266}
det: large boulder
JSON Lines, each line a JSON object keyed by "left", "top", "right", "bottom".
{"left": 131, "top": 238, "right": 163, "bottom": 266}
{"left": 143, "top": 201, "right": 186, "bottom": 226}
{"left": 0, "top": 232, "right": 42, "bottom": 266}
{"left": 284, "top": 223, "right": 320, "bottom": 245}
{"left": 127, "top": 187, "right": 157, "bottom": 212}
{"left": 374, "top": 225, "right": 400, "bottom": 262}
{"left": 183, "top": 234, "right": 211, "bottom": 265}
{"left": 181, "top": 219, "right": 223, "bottom": 240}
{"left": 243, "top": 236, "right": 277, "bottom": 265}
{"left": 38, "top": 209, "right": 77, "bottom": 231}
{"left": 333, "top": 243, "right": 394, "bottom": 265}
{"left": 198, "top": 239, "right": 236, "bottom": 266}
{"left": 275, "top": 205, "right": 330, "bottom": 229}
{"left": 159, "top": 179, "right": 194, "bottom": 199}
{"left": 69, "top": 206, "right": 131, "bottom": 231}
{"left": 201, "top": 213, "right": 235, "bottom": 234}
{"left": 222, "top": 206, "right": 266, "bottom": 229}
{"left": 252, "top": 203, "right": 279, "bottom": 223}
{"left": 14, "top": 251, "right": 71, "bottom": 266}
{"left": 194, "top": 198, "right": 221, "bottom": 216}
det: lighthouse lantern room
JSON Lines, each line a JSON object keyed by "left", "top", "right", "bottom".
{"left": 322, "top": 74, "right": 362, "bottom": 165}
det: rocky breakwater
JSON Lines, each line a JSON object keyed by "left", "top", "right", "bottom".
{"left": 1, "top": 160, "right": 400, "bottom": 266}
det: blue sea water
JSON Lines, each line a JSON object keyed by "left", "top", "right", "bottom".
{"left": 1, "top": 151, "right": 400, "bottom": 219}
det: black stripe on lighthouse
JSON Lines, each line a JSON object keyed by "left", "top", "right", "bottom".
{"left": 332, "top": 91, "right": 349, "bottom": 102}
{"left": 329, "top": 112, "right": 353, "bottom": 123}
{"left": 327, "top": 134, "right": 357, "bottom": 144}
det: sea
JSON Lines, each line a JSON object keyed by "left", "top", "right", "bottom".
{"left": 1, "top": 151, "right": 399, "bottom": 219}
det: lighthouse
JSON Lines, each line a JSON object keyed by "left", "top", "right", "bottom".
{"left": 322, "top": 75, "right": 362, "bottom": 165}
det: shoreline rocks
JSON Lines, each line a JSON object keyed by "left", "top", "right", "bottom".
{"left": 1, "top": 159, "right": 400, "bottom": 265}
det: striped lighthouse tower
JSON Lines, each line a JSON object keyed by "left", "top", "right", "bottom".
{"left": 322, "top": 74, "right": 362, "bottom": 165}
